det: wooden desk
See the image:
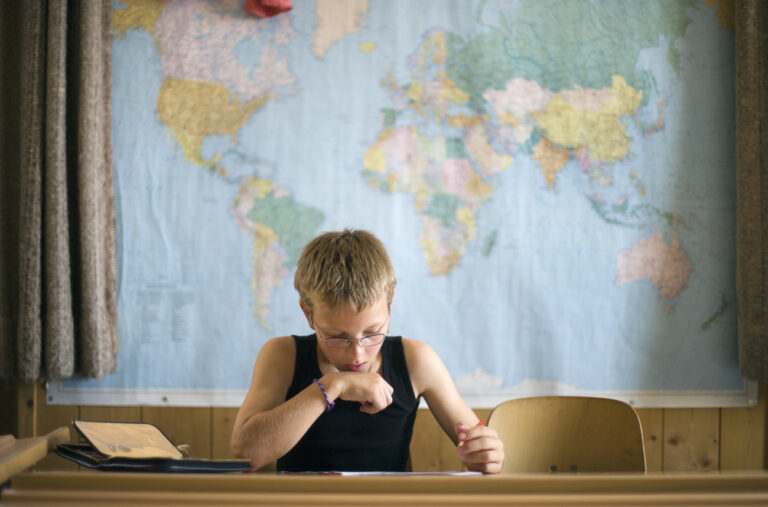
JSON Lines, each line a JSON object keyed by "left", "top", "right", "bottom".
{"left": 0, "top": 428, "right": 71, "bottom": 484}
{"left": 3, "top": 471, "right": 768, "bottom": 505}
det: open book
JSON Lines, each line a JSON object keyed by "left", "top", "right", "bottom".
{"left": 56, "top": 420, "right": 250, "bottom": 473}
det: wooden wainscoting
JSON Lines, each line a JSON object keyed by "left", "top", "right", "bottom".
{"left": 4, "top": 382, "right": 767, "bottom": 473}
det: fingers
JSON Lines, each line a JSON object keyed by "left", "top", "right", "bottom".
{"left": 456, "top": 420, "right": 485, "bottom": 445}
{"left": 458, "top": 441, "right": 505, "bottom": 473}
{"left": 456, "top": 423, "right": 472, "bottom": 444}
{"left": 465, "top": 458, "right": 503, "bottom": 474}
{"left": 456, "top": 426, "right": 505, "bottom": 474}
{"left": 359, "top": 382, "right": 393, "bottom": 414}
{"left": 336, "top": 372, "right": 393, "bottom": 414}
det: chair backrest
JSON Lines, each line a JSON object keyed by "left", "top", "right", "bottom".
{"left": 487, "top": 396, "right": 646, "bottom": 473}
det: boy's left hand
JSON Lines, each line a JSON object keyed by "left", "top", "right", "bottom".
{"left": 455, "top": 422, "right": 504, "bottom": 474}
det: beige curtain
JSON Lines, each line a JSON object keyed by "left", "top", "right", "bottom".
{"left": 737, "top": 0, "right": 768, "bottom": 381}
{"left": 0, "top": 0, "right": 118, "bottom": 381}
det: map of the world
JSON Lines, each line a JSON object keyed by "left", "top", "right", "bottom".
{"left": 52, "top": 0, "right": 747, "bottom": 407}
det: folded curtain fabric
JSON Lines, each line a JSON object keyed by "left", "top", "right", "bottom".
{"left": 0, "top": 0, "right": 118, "bottom": 381}
{"left": 736, "top": 0, "right": 768, "bottom": 382}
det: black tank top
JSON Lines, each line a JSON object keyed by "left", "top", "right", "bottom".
{"left": 276, "top": 334, "right": 419, "bottom": 472}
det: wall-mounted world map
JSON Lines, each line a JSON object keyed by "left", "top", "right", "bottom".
{"left": 50, "top": 0, "right": 746, "bottom": 408}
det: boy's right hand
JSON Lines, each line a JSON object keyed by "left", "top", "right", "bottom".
{"left": 323, "top": 372, "right": 393, "bottom": 414}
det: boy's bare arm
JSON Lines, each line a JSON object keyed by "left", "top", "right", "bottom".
{"left": 404, "top": 339, "right": 478, "bottom": 441}
{"left": 229, "top": 337, "right": 323, "bottom": 470}
{"left": 230, "top": 337, "right": 394, "bottom": 470}
{"left": 404, "top": 339, "right": 504, "bottom": 473}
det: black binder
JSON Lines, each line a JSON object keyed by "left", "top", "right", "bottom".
{"left": 56, "top": 420, "right": 250, "bottom": 473}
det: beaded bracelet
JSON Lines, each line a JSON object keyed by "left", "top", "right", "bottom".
{"left": 313, "top": 378, "right": 335, "bottom": 412}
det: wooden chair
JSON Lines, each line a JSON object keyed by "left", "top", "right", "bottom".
{"left": 487, "top": 396, "right": 646, "bottom": 473}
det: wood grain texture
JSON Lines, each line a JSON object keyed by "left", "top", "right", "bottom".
{"left": 410, "top": 409, "right": 458, "bottom": 471}
{"left": 0, "top": 427, "right": 70, "bottom": 483}
{"left": 6, "top": 471, "right": 768, "bottom": 506}
{"left": 31, "top": 383, "right": 77, "bottom": 471}
{"left": 721, "top": 384, "right": 768, "bottom": 470}
{"left": 211, "top": 407, "right": 238, "bottom": 459}
{"left": 663, "top": 408, "right": 719, "bottom": 471}
{"left": 6, "top": 383, "right": 767, "bottom": 474}
{"left": 15, "top": 382, "right": 36, "bottom": 439}
{"left": 636, "top": 408, "right": 663, "bottom": 472}
{"left": 79, "top": 406, "right": 142, "bottom": 423}
{"left": 410, "top": 409, "right": 490, "bottom": 472}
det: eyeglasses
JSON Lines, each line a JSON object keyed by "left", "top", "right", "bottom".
{"left": 313, "top": 318, "right": 388, "bottom": 349}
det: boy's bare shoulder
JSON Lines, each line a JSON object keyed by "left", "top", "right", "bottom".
{"left": 263, "top": 335, "right": 296, "bottom": 350}
{"left": 401, "top": 338, "right": 441, "bottom": 368}
{"left": 401, "top": 338, "right": 447, "bottom": 397}
{"left": 402, "top": 337, "right": 430, "bottom": 352}
{"left": 254, "top": 336, "right": 296, "bottom": 368}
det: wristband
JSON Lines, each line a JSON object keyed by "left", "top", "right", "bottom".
{"left": 313, "top": 378, "right": 335, "bottom": 412}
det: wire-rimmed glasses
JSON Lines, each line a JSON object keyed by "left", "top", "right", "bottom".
{"left": 313, "top": 319, "right": 388, "bottom": 348}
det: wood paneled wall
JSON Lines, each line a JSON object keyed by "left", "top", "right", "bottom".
{"left": 2, "top": 382, "right": 766, "bottom": 473}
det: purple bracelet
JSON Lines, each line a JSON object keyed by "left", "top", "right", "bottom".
{"left": 313, "top": 378, "right": 335, "bottom": 412}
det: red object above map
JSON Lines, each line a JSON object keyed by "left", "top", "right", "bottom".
{"left": 244, "top": 0, "right": 292, "bottom": 18}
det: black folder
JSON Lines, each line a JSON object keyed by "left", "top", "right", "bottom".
{"left": 56, "top": 420, "right": 250, "bottom": 473}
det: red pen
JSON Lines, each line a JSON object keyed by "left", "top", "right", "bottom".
{"left": 458, "top": 419, "right": 486, "bottom": 446}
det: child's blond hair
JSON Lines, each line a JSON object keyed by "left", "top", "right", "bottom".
{"left": 294, "top": 229, "right": 396, "bottom": 314}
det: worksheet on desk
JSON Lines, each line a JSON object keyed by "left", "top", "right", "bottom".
{"left": 283, "top": 472, "right": 482, "bottom": 477}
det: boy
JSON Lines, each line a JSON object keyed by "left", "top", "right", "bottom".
{"left": 230, "top": 229, "right": 504, "bottom": 473}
